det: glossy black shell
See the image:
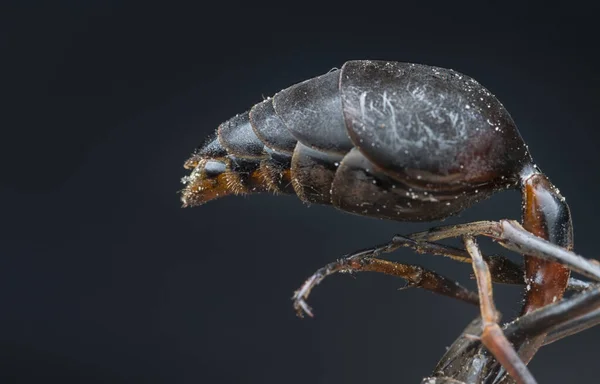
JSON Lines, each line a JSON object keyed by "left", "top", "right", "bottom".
{"left": 183, "top": 60, "right": 533, "bottom": 221}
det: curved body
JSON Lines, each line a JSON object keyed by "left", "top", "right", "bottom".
{"left": 182, "top": 60, "right": 531, "bottom": 221}
{"left": 182, "top": 60, "right": 576, "bottom": 384}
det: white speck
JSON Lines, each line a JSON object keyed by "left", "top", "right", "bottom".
{"left": 553, "top": 295, "right": 557, "bottom": 303}
{"left": 372, "top": 180, "right": 377, "bottom": 184}
{"left": 417, "top": 175, "right": 422, "bottom": 180}
{"left": 334, "top": 162, "right": 339, "bottom": 167}
{"left": 465, "top": 104, "right": 470, "bottom": 109}
{"left": 526, "top": 284, "right": 531, "bottom": 291}
{"left": 446, "top": 202, "right": 451, "bottom": 206}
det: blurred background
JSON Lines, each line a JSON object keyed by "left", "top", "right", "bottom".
{"left": 2, "top": 1, "right": 598, "bottom": 383}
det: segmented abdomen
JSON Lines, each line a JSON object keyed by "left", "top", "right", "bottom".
{"left": 181, "top": 60, "right": 530, "bottom": 221}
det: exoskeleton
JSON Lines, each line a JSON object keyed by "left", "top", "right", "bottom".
{"left": 182, "top": 61, "right": 600, "bottom": 384}
{"left": 182, "top": 60, "right": 530, "bottom": 221}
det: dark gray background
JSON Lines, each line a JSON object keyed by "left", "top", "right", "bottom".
{"left": 2, "top": 1, "right": 599, "bottom": 383}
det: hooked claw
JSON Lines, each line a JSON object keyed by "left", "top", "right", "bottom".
{"left": 292, "top": 274, "right": 321, "bottom": 318}
{"left": 292, "top": 295, "right": 314, "bottom": 318}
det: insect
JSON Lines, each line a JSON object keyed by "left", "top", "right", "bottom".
{"left": 181, "top": 60, "right": 600, "bottom": 383}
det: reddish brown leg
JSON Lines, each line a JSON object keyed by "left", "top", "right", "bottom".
{"left": 292, "top": 254, "right": 478, "bottom": 318}
{"left": 518, "top": 173, "right": 573, "bottom": 364}
{"left": 464, "top": 236, "right": 537, "bottom": 384}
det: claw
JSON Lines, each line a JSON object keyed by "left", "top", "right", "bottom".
{"left": 398, "top": 281, "right": 417, "bottom": 291}
{"left": 292, "top": 286, "right": 315, "bottom": 318}
{"left": 292, "top": 273, "right": 322, "bottom": 318}
{"left": 293, "top": 297, "right": 314, "bottom": 318}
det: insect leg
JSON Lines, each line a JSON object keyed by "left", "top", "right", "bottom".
{"left": 326, "top": 235, "right": 525, "bottom": 285}
{"left": 390, "top": 236, "right": 586, "bottom": 290}
{"left": 293, "top": 229, "right": 593, "bottom": 318}
{"left": 392, "top": 234, "right": 525, "bottom": 285}
{"left": 340, "top": 234, "right": 589, "bottom": 289}
{"left": 464, "top": 236, "right": 537, "bottom": 384}
{"left": 408, "top": 221, "right": 500, "bottom": 243}
{"left": 392, "top": 237, "right": 589, "bottom": 291}
{"left": 292, "top": 252, "right": 478, "bottom": 318}
{"left": 407, "top": 220, "right": 600, "bottom": 282}
{"left": 544, "top": 307, "right": 600, "bottom": 345}
{"left": 566, "top": 278, "right": 592, "bottom": 292}
{"left": 496, "top": 291, "right": 600, "bottom": 384}
{"left": 430, "top": 285, "right": 600, "bottom": 383}
{"left": 500, "top": 284, "right": 600, "bottom": 346}
{"left": 497, "top": 220, "right": 600, "bottom": 281}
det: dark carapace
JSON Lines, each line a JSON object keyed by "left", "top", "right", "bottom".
{"left": 181, "top": 60, "right": 576, "bottom": 384}
{"left": 181, "top": 60, "right": 530, "bottom": 222}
